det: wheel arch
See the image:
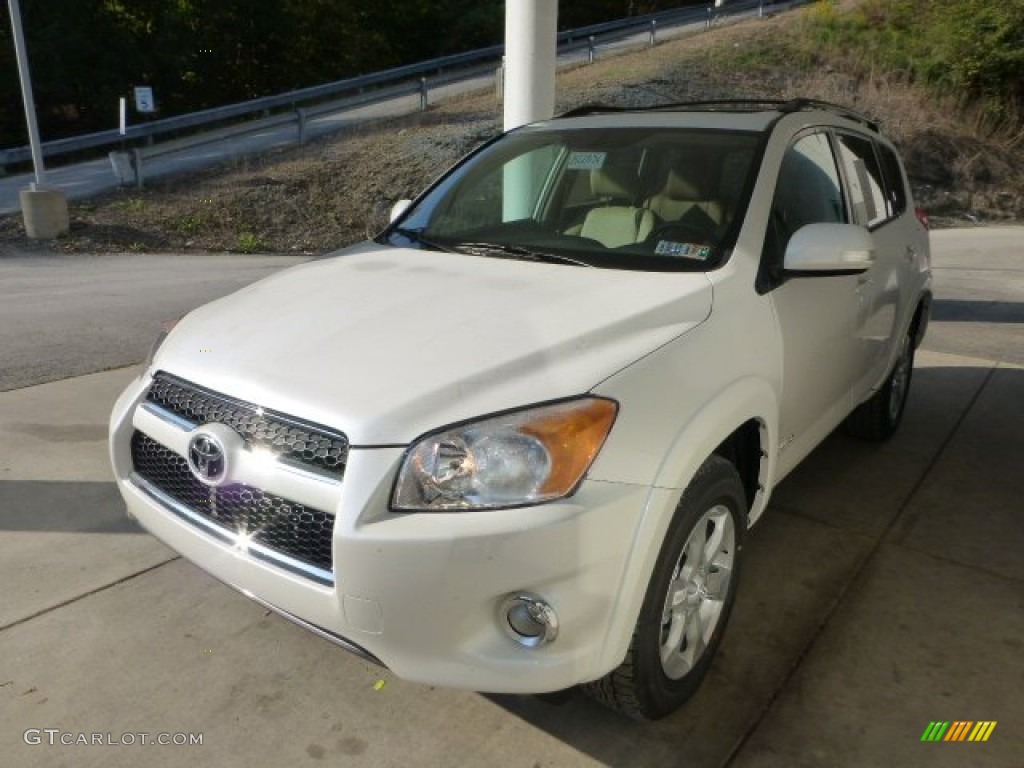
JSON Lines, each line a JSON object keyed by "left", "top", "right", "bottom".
{"left": 712, "top": 418, "right": 767, "bottom": 518}
{"left": 910, "top": 290, "right": 932, "bottom": 350}
{"left": 590, "top": 376, "right": 778, "bottom": 679}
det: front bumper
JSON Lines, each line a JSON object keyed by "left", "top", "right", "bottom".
{"left": 110, "top": 373, "right": 652, "bottom": 693}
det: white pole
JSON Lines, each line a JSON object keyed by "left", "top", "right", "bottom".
{"left": 502, "top": 0, "right": 557, "bottom": 222}
{"left": 7, "top": 0, "right": 46, "bottom": 188}
{"left": 503, "top": 0, "right": 557, "bottom": 131}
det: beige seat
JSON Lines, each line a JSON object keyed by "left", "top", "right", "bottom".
{"left": 580, "top": 206, "right": 656, "bottom": 248}
{"left": 577, "top": 166, "right": 655, "bottom": 247}
{"left": 578, "top": 166, "right": 655, "bottom": 248}
{"left": 646, "top": 154, "right": 723, "bottom": 233}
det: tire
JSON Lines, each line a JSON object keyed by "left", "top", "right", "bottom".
{"left": 844, "top": 331, "right": 914, "bottom": 441}
{"left": 582, "top": 455, "right": 746, "bottom": 720}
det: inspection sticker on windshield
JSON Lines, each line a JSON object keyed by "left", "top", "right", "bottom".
{"left": 655, "top": 241, "right": 711, "bottom": 259}
{"left": 567, "top": 151, "right": 607, "bottom": 170}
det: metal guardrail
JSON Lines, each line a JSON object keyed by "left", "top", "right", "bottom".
{"left": 0, "top": 0, "right": 796, "bottom": 176}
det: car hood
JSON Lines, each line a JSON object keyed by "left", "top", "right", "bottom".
{"left": 154, "top": 243, "right": 713, "bottom": 444}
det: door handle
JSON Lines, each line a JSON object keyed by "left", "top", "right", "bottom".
{"left": 857, "top": 274, "right": 873, "bottom": 286}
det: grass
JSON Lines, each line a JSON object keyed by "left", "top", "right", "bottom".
{"left": 176, "top": 215, "right": 203, "bottom": 236}
{"left": 793, "top": 0, "right": 1024, "bottom": 134}
{"left": 235, "top": 232, "right": 268, "bottom": 253}
{"left": 111, "top": 198, "right": 147, "bottom": 213}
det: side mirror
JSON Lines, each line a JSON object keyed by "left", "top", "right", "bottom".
{"left": 389, "top": 199, "right": 412, "bottom": 223}
{"left": 784, "top": 223, "right": 874, "bottom": 274}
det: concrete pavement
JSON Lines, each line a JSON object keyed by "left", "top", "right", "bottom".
{"left": 0, "top": 228, "right": 1021, "bottom": 766}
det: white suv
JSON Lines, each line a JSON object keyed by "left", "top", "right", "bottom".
{"left": 110, "top": 99, "right": 931, "bottom": 719}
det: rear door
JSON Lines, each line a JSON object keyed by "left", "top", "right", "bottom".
{"left": 832, "top": 130, "right": 902, "bottom": 400}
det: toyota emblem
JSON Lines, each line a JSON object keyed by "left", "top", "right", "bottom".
{"left": 187, "top": 432, "right": 228, "bottom": 486}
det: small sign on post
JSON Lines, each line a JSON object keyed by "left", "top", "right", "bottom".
{"left": 133, "top": 86, "right": 156, "bottom": 114}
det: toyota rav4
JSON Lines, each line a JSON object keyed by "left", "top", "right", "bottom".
{"left": 110, "top": 99, "right": 931, "bottom": 719}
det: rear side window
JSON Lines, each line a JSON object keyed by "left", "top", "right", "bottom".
{"left": 835, "top": 133, "right": 888, "bottom": 228}
{"left": 877, "top": 143, "right": 908, "bottom": 218}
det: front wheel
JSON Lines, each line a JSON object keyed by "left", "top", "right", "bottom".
{"left": 582, "top": 455, "right": 746, "bottom": 720}
{"left": 844, "top": 330, "right": 914, "bottom": 441}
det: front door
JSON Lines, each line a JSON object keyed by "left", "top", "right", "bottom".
{"left": 762, "top": 131, "right": 862, "bottom": 475}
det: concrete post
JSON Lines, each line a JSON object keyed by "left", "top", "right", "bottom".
{"left": 19, "top": 189, "right": 69, "bottom": 239}
{"left": 9, "top": 0, "right": 70, "bottom": 238}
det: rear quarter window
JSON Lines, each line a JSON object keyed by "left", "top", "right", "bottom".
{"left": 835, "top": 133, "right": 889, "bottom": 228}
{"left": 877, "top": 143, "right": 908, "bottom": 218}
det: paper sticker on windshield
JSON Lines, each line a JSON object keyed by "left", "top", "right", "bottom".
{"left": 567, "top": 151, "right": 607, "bottom": 170}
{"left": 655, "top": 241, "right": 711, "bottom": 259}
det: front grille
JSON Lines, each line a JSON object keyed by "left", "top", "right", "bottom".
{"left": 131, "top": 432, "right": 334, "bottom": 577}
{"left": 146, "top": 372, "right": 348, "bottom": 476}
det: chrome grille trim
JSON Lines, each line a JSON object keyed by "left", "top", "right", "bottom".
{"left": 146, "top": 372, "right": 349, "bottom": 477}
{"left": 139, "top": 400, "right": 343, "bottom": 488}
{"left": 141, "top": 400, "right": 196, "bottom": 431}
{"left": 274, "top": 457, "right": 345, "bottom": 486}
{"left": 129, "top": 472, "right": 335, "bottom": 587}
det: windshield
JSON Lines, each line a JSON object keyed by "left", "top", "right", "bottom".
{"left": 385, "top": 126, "right": 761, "bottom": 271}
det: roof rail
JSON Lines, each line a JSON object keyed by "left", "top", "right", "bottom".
{"left": 556, "top": 98, "right": 880, "bottom": 131}
{"left": 776, "top": 98, "right": 879, "bottom": 131}
{"left": 556, "top": 104, "right": 631, "bottom": 118}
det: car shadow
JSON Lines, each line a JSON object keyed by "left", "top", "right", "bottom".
{"left": 931, "top": 297, "right": 1024, "bottom": 324}
{"left": 0, "top": 479, "right": 143, "bottom": 534}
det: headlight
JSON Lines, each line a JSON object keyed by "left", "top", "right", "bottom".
{"left": 145, "top": 318, "right": 180, "bottom": 368}
{"left": 391, "top": 398, "right": 617, "bottom": 511}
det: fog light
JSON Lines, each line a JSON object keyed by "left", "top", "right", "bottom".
{"left": 500, "top": 593, "right": 558, "bottom": 647}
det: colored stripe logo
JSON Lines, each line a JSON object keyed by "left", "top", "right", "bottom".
{"left": 921, "top": 721, "right": 997, "bottom": 742}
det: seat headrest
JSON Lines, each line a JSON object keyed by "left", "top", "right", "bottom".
{"left": 590, "top": 165, "right": 638, "bottom": 200}
{"left": 662, "top": 158, "right": 714, "bottom": 201}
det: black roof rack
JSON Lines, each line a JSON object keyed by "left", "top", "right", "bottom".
{"left": 556, "top": 98, "right": 880, "bottom": 131}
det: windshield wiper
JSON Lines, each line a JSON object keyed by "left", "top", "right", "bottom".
{"left": 390, "top": 227, "right": 458, "bottom": 254}
{"left": 453, "top": 241, "right": 593, "bottom": 268}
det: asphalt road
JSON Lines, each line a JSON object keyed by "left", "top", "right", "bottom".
{"left": 0, "top": 251, "right": 309, "bottom": 392}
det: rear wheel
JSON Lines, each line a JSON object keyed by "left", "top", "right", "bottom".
{"left": 844, "top": 331, "right": 914, "bottom": 441}
{"left": 582, "top": 455, "right": 746, "bottom": 720}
